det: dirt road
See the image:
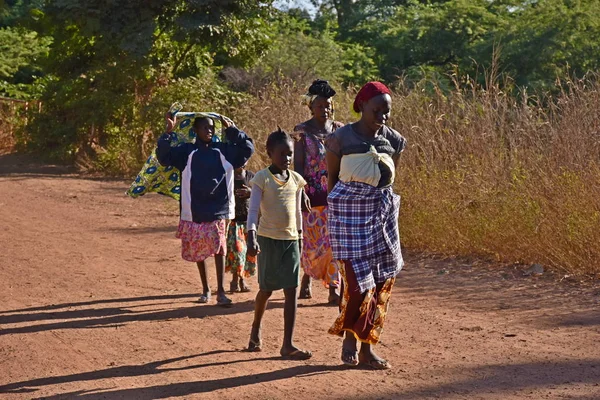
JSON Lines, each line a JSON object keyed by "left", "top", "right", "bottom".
{"left": 1, "top": 153, "right": 599, "bottom": 399}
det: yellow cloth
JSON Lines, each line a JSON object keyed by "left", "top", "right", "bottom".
{"left": 250, "top": 168, "right": 306, "bottom": 240}
{"left": 339, "top": 145, "right": 395, "bottom": 187}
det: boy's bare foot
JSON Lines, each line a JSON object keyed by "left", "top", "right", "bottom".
{"left": 229, "top": 280, "right": 239, "bottom": 293}
{"left": 247, "top": 336, "right": 262, "bottom": 352}
{"left": 280, "top": 345, "right": 312, "bottom": 360}
{"left": 247, "top": 328, "right": 262, "bottom": 352}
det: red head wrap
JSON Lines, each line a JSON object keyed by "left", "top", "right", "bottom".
{"left": 353, "top": 81, "right": 391, "bottom": 113}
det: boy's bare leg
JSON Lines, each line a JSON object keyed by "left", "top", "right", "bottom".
{"left": 280, "top": 287, "right": 311, "bottom": 358}
{"left": 214, "top": 254, "right": 232, "bottom": 305}
{"left": 214, "top": 254, "right": 226, "bottom": 295}
{"left": 249, "top": 289, "right": 272, "bottom": 348}
{"left": 196, "top": 261, "right": 210, "bottom": 294}
{"left": 282, "top": 287, "right": 297, "bottom": 350}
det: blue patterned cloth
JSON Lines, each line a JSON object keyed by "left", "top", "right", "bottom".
{"left": 327, "top": 180, "right": 403, "bottom": 292}
{"left": 126, "top": 112, "right": 232, "bottom": 200}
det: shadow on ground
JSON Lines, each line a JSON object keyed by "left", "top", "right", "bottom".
{"left": 3, "top": 358, "right": 596, "bottom": 399}
{"left": 0, "top": 293, "right": 277, "bottom": 336}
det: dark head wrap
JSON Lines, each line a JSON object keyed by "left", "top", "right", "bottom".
{"left": 353, "top": 81, "right": 391, "bottom": 113}
{"left": 308, "top": 79, "right": 336, "bottom": 98}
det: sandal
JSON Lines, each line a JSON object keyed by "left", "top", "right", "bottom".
{"left": 328, "top": 293, "right": 340, "bottom": 306}
{"left": 298, "top": 275, "right": 312, "bottom": 299}
{"left": 216, "top": 292, "right": 233, "bottom": 307}
{"left": 247, "top": 338, "right": 262, "bottom": 352}
{"left": 298, "top": 285, "right": 312, "bottom": 299}
{"left": 239, "top": 279, "right": 251, "bottom": 293}
{"left": 280, "top": 348, "right": 312, "bottom": 360}
{"left": 229, "top": 280, "right": 239, "bottom": 293}
{"left": 198, "top": 291, "right": 211, "bottom": 304}
{"left": 341, "top": 348, "right": 359, "bottom": 366}
{"left": 359, "top": 358, "right": 391, "bottom": 370}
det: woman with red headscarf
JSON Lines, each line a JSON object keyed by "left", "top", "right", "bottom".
{"left": 325, "top": 81, "right": 406, "bottom": 370}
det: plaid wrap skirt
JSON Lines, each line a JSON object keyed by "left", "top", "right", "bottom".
{"left": 327, "top": 180, "right": 403, "bottom": 293}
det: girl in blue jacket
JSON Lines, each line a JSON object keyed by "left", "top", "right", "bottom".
{"left": 157, "top": 113, "right": 255, "bottom": 306}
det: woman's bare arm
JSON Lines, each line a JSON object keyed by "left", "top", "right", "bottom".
{"left": 293, "top": 137, "right": 306, "bottom": 177}
{"left": 326, "top": 150, "right": 341, "bottom": 193}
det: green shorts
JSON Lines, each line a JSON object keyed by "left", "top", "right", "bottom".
{"left": 257, "top": 236, "right": 300, "bottom": 291}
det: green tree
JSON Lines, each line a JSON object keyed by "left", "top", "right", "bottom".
{"left": 243, "top": 14, "right": 378, "bottom": 86}
{"left": 24, "top": 0, "right": 275, "bottom": 163}
{"left": 0, "top": 1, "right": 49, "bottom": 99}
{"left": 501, "top": 0, "right": 600, "bottom": 90}
{"left": 375, "top": 0, "right": 506, "bottom": 82}
{"left": 0, "top": 27, "right": 49, "bottom": 98}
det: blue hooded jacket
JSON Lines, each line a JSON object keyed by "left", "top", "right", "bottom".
{"left": 156, "top": 126, "right": 254, "bottom": 223}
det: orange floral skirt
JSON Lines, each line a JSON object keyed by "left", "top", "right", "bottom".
{"left": 301, "top": 206, "right": 342, "bottom": 287}
{"left": 328, "top": 260, "right": 395, "bottom": 345}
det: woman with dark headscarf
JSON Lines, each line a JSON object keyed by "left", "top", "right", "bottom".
{"left": 325, "top": 81, "right": 406, "bottom": 369}
{"left": 293, "top": 79, "right": 344, "bottom": 304}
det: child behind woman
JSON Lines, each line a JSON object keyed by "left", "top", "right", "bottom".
{"left": 157, "top": 113, "right": 254, "bottom": 306}
{"left": 226, "top": 164, "right": 256, "bottom": 292}
{"left": 245, "top": 128, "right": 312, "bottom": 359}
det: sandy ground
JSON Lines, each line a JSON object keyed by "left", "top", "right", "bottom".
{"left": 0, "top": 152, "right": 599, "bottom": 400}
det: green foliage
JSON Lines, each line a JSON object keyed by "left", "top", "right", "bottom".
{"left": 0, "top": 0, "right": 50, "bottom": 99}
{"left": 0, "top": 0, "right": 44, "bottom": 28}
{"left": 363, "top": 0, "right": 505, "bottom": 83}
{"left": 501, "top": 0, "right": 600, "bottom": 90}
{"left": 312, "top": 0, "right": 600, "bottom": 89}
{"left": 23, "top": 0, "right": 275, "bottom": 163}
{"left": 243, "top": 14, "right": 378, "bottom": 86}
{"left": 5, "top": 0, "right": 600, "bottom": 172}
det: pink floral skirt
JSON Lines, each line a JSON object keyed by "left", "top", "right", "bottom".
{"left": 175, "top": 219, "right": 227, "bottom": 262}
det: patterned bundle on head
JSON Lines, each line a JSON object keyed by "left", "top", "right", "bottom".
{"left": 126, "top": 111, "right": 235, "bottom": 200}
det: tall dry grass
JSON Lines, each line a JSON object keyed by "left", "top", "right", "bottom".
{"left": 0, "top": 98, "right": 30, "bottom": 152}
{"left": 234, "top": 78, "right": 600, "bottom": 276}
{"left": 6, "top": 76, "right": 598, "bottom": 275}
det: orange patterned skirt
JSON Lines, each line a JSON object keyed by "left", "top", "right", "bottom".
{"left": 301, "top": 206, "right": 342, "bottom": 287}
{"left": 328, "top": 260, "right": 395, "bottom": 345}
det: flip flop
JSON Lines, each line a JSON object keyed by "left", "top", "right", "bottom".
{"left": 198, "top": 292, "right": 211, "bottom": 304}
{"left": 247, "top": 338, "right": 262, "bottom": 352}
{"left": 328, "top": 293, "right": 340, "bottom": 306}
{"left": 298, "top": 286, "right": 312, "bottom": 299}
{"left": 280, "top": 348, "right": 312, "bottom": 360}
{"left": 341, "top": 348, "right": 359, "bottom": 366}
{"left": 217, "top": 293, "right": 233, "bottom": 307}
{"left": 239, "top": 284, "right": 251, "bottom": 293}
{"left": 360, "top": 358, "right": 391, "bottom": 370}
